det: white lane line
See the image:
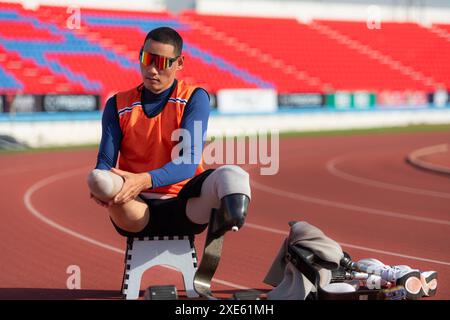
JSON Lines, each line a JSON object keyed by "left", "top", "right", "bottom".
{"left": 338, "top": 242, "right": 450, "bottom": 266}
{"left": 250, "top": 180, "right": 450, "bottom": 226}
{"left": 23, "top": 167, "right": 124, "bottom": 255}
{"left": 22, "top": 167, "right": 250, "bottom": 291}
{"left": 407, "top": 143, "right": 450, "bottom": 175}
{"left": 246, "top": 223, "right": 450, "bottom": 266}
{"left": 327, "top": 156, "right": 450, "bottom": 199}
{"left": 22, "top": 167, "right": 450, "bottom": 298}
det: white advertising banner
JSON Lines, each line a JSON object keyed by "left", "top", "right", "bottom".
{"left": 217, "top": 88, "right": 278, "bottom": 114}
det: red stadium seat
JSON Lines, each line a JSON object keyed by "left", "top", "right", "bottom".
{"left": 0, "top": 3, "right": 448, "bottom": 102}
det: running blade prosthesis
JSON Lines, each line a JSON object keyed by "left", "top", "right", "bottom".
{"left": 193, "top": 194, "right": 250, "bottom": 300}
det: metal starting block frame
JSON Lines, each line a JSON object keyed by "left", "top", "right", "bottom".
{"left": 121, "top": 235, "right": 199, "bottom": 300}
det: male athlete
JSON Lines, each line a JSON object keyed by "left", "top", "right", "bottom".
{"left": 87, "top": 27, "right": 251, "bottom": 239}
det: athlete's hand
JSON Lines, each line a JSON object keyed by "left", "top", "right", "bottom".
{"left": 110, "top": 168, "right": 152, "bottom": 205}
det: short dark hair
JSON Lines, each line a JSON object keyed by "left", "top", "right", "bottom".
{"left": 144, "top": 27, "right": 183, "bottom": 56}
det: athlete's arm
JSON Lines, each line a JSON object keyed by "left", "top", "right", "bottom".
{"left": 95, "top": 96, "right": 122, "bottom": 170}
{"left": 95, "top": 97, "right": 152, "bottom": 205}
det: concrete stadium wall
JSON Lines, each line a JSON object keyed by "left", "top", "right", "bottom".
{"left": 0, "top": 118, "right": 101, "bottom": 147}
{"left": 1, "top": 108, "right": 450, "bottom": 148}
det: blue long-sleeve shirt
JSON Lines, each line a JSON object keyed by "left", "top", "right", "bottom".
{"left": 95, "top": 80, "right": 210, "bottom": 189}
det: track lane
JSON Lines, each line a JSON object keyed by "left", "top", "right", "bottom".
{"left": 1, "top": 130, "right": 449, "bottom": 299}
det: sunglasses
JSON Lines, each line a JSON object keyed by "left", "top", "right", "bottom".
{"left": 139, "top": 49, "right": 179, "bottom": 70}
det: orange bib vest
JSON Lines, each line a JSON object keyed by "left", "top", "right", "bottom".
{"left": 115, "top": 80, "right": 205, "bottom": 196}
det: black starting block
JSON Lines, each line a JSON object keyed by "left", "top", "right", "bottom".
{"left": 144, "top": 285, "right": 178, "bottom": 300}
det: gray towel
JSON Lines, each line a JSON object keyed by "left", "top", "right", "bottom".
{"left": 263, "top": 221, "right": 343, "bottom": 300}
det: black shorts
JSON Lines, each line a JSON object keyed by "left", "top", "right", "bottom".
{"left": 111, "top": 169, "right": 214, "bottom": 237}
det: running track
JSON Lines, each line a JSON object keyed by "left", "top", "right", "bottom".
{"left": 0, "top": 130, "right": 449, "bottom": 300}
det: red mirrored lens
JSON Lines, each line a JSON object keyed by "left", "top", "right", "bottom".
{"left": 140, "top": 51, "right": 173, "bottom": 69}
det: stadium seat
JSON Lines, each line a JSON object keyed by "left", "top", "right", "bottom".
{"left": 0, "top": 3, "right": 448, "bottom": 103}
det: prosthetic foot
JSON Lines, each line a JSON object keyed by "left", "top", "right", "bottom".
{"left": 420, "top": 270, "right": 438, "bottom": 297}
{"left": 194, "top": 194, "right": 250, "bottom": 299}
{"left": 340, "top": 255, "right": 431, "bottom": 300}
{"left": 389, "top": 265, "right": 423, "bottom": 300}
{"left": 391, "top": 266, "right": 437, "bottom": 299}
{"left": 209, "top": 194, "right": 250, "bottom": 238}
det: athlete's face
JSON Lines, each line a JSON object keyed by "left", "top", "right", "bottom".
{"left": 140, "top": 39, "right": 183, "bottom": 94}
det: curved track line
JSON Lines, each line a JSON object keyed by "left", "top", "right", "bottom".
{"left": 407, "top": 144, "right": 450, "bottom": 175}
{"left": 23, "top": 167, "right": 124, "bottom": 254}
{"left": 327, "top": 156, "right": 450, "bottom": 199}
{"left": 246, "top": 223, "right": 450, "bottom": 266}
{"left": 22, "top": 166, "right": 449, "bottom": 300}
{"left": 22, "top": 167, "right": 250, "bottom": 291}
{"left": 250, "top": 180, "right": 450, "bottom": 226}
{"left": 339, "top": 242, "right": 450, "bottom": 266}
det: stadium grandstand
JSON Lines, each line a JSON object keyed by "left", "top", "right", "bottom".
{"left": 0, "top": 0, "right": 449, "bottom": 146}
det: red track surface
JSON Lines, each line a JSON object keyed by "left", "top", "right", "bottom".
{"left": 1, "top": 130, "right": 449, "bottom": 300}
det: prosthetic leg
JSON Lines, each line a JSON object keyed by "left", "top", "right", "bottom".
{"left": 87, "top": 169, "right": 124, "bottom": 202}
{"left": 193, "top": 194, "right": 250, "bottom": 299}
{"left": 287, "top": 246, "right": 407, "bottom": 300}
{"left": 339, "top": 254, "right": 438, "bottom": 300}
{"left": 208, "top": 194, "right": 249, "bottom": 238}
